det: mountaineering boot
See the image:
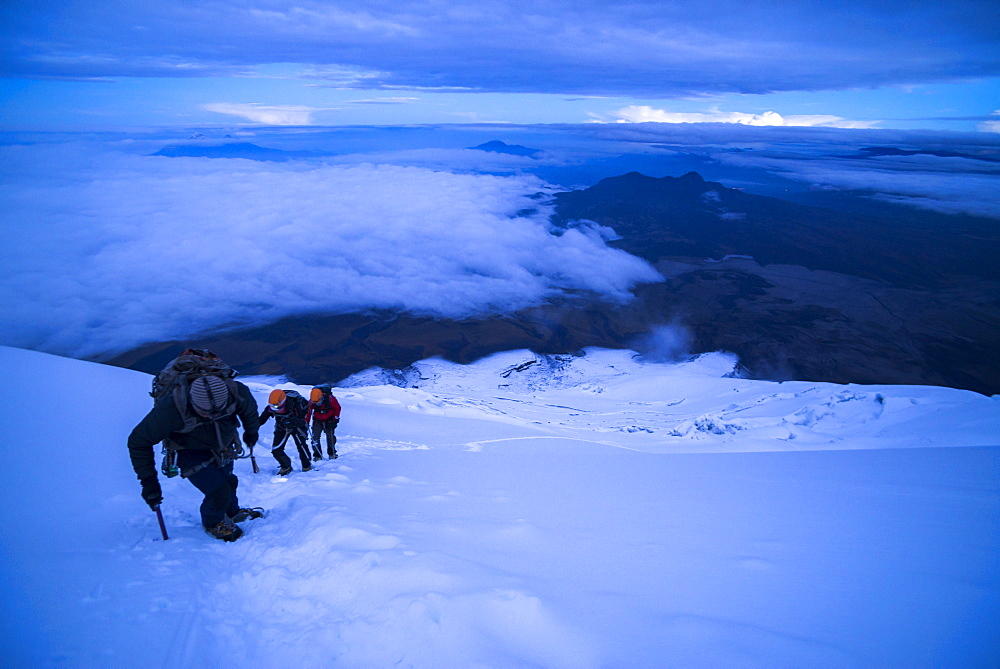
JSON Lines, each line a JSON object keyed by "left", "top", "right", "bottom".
{"left": 272, "top": 448, "right": 293, "bottom": 476}
{"left": 302, "top": 461, "right": 313, "bottom": 472}
{"left": 328, "top": 448, "right": 338, "bottom": 459}
{"left": 231, "top": 507, "right": 265, "bottom": 523}
{"left": 206, "top": 520, "right": 243, "bottom": 542}
{"left": 313, "top": 450, "right": 323, "bottom": 461}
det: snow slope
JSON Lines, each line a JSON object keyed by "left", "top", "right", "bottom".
{"left": 0, "top": 345, "right": 998, "bottom": 667}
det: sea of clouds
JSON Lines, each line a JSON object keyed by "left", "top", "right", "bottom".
{"left": 0, "top": 141, "right": 660, "bottom": 359}
{"left": 713, "top": 149, "right": 1000, "bottom": 218}
{"left": 4, "top": 124, "right": 997, "bottom": 361}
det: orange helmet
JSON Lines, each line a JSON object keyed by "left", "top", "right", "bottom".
{"left": 268, "top": 389, "right": 286, "bottom": 409}
{"left": 310, "top": 388, "right": 324, "bottom": 403}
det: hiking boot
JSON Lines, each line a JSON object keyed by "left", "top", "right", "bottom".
{"left": 312, "top": 451, "right": 323, "bottom": 461}
{"left": 328, "top": 449, "right": 338, "bottom": 459}
{"left": 301, "top": 461, "right": 313, "bottom": 472}
{"left": 231, "top": 507, "right": 265, "bottom": 523}
{"left": 206, "top": 520, "right": 243, "bottom": 542}
{"left": 277, "top": 465, "right": 293, "bottom": 476}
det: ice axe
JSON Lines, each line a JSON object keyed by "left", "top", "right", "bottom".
{"left": 154, "top": 505, "right": 169, "bottom": 540}
{"left": 250, "top": 444, "right": 260, "bottom": 474}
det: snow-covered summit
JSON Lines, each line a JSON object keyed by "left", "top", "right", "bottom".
{"left": 341, "top": 347, "right": 741, "bottom": 392}
{"left": 336, "top": 346, "right": 995, "bottom": 454}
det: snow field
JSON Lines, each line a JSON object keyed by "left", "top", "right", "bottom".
{"left": 0, "top": 345, "right": 998, "bottom": 667}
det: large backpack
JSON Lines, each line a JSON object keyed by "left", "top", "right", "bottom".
{"left": 310, "top": 384, "right": 333, "bottom": 407}
{"left": 270, "top": 388, "right": 309, "bottom": 432}
{"left": 152, "top": 349, "right": 243, "bottom": 476}
{"left": 152, "top": 348, "right": 236, "bottom": 400}
{"left": 282, "top": 388, "right": 310, "bottom": 415}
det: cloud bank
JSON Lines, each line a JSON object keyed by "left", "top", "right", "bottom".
{"left": 604, "top": 106, "right": 879, "bottom": 129}
{"left": 573, "top": 123, "right": 1000, "bottom": 218}
{"left": 982, "top": 111, "right": 1000, "bottom": 133}
{"left": 712, "top": 146, "right": 1000, "bottom": 218}
{"left": 0, "top": 142, "right": 660, "bottom": 359}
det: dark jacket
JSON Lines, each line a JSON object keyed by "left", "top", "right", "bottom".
{"left": 259, "top": 398, "right": 308, "bottom": 430}
{"left": 128, "top": 381, "right": 260, "bottom": 480}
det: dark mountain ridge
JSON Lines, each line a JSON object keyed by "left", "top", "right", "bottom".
{"left": 469, "top": 140, "right": 542, "bottom": 157}
{"left": 552, "top": 171, "right": 1000, "bottom": 287}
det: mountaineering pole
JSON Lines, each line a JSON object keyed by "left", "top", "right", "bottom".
{"left": 154, "top": 505, "right": 169, "bottom": 540}
{"left": 250, "top": 444, "right": 260, "bottom": 474}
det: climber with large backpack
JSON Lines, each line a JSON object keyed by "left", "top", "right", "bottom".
{"left": 307, "top": 384, "right": 342, "bottom": 460}
{"left": 127, "top": 348, "right": 262, "bottom": 542}
{"left": 259, "top": 388, "right": 313, "bottom": 476}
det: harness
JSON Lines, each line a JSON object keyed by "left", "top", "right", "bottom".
{"left": 177, "top": 419, "right": 245, "bottom": 479}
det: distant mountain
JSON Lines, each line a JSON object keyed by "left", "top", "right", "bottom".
{"left": 469, "top": 140, "right": 542, "bottom": 157}
{"left": 151, "top": 143, "right": 319, "bottom": 161}
{"left": 107, "top": 171, "right": 1000, "bottom": 395}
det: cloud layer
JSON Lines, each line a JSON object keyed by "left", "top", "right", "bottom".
{"left": 604, "top": 106, "right": 879, "bottom": 129}
{"left": 3, "top": 0, "right": 998, "bottom": 97}
{"left": 0, "top": 142, "right": 659, "bottom": 358}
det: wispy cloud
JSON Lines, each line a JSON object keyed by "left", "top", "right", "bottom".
{"left": 347, "top": 97, "right": 420, "bottom": 105}
{"left": 582, "top": 121, "right": 1000, "bottom": 154}
{"left": 0, "top": 141, "right": 659, "bottom": 358}
{"left": 602, "top": 105, "right": 880, "bottom": 129}
{"left": 981, "top": 111, "right": 1000, "bottom": 133}
{"left": 203, "top": 103, "right": 331, "bottom": 125}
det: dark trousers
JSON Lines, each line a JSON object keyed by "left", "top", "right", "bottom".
{"left": 179, "top": 451, "right": 239, "bottom": 528}
{"left": 271, "top": 425, "right": 311, "bottom": 468}
{"left": 311, "top": 420, "right": 338, "bottom": 455}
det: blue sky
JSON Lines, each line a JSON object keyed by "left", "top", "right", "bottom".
{"left": 1, "top": 0, "right": 998, "bottom": 131}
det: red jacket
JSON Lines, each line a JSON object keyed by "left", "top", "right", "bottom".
{"left": 307, "top": 395, "right": 341, "bottom": 422}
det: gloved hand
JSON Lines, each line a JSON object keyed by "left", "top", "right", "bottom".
{"left": 243, "top": 432, "right": 258, "bottom": 448}
{"left": 140, "top": 475, "right": 163, "bottom": 510}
